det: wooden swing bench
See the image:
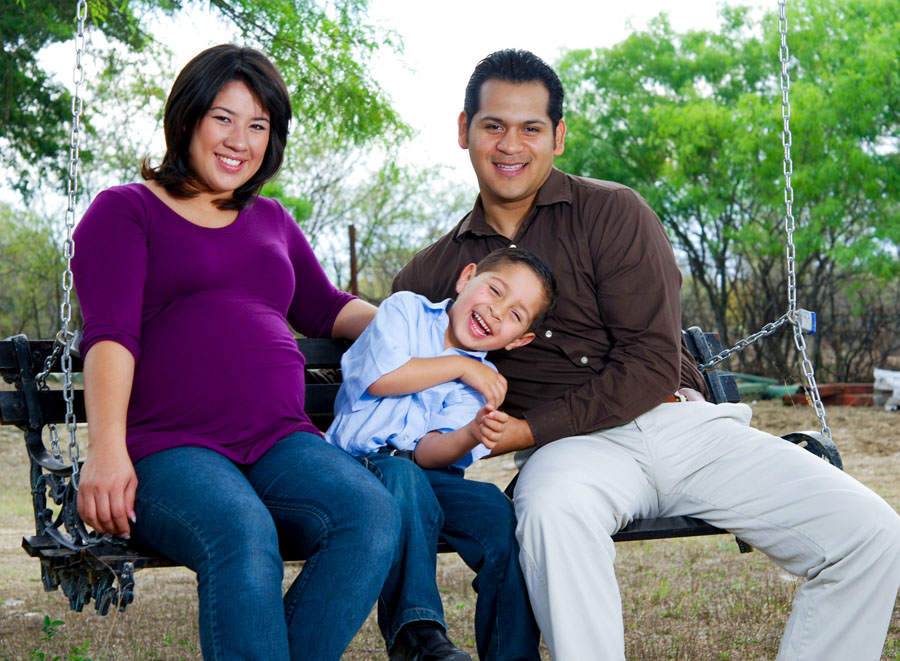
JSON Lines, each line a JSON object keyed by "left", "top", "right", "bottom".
{"left": 0, "top": 328, "right": 843, "bottom": 616}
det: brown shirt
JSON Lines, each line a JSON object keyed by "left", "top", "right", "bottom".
{"left": 392, "top": 168, "right": 707, "bottom": 447}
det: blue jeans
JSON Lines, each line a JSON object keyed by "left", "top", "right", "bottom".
{"left": 131, "top": 432, "right": 401, "bottom": 661}
{"left": 362, "top": 453, "right": 541, "bottom": 661}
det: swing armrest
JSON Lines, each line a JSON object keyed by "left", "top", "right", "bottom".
{"left": 782, "top": 431, "right": 842, "bottom": 469}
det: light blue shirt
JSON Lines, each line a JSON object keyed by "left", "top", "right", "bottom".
{"left": 325, "top": 291, "right": 494, "bottom": 469}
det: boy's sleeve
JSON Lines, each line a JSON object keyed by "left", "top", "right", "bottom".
{"left": 337, "top": 292, "right": 420, "bottom": 412}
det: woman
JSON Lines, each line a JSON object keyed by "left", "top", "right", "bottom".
{"left": 72, "top": 45, "right": 400, "bottom": 660}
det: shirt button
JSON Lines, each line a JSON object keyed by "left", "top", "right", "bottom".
{"left": 580, "top": 356, "right": 589, "bottom": 365}
{"left": 544, "top": 330, "right": 553, "bottom": 338}
{"left": 509, "top": 243, "right": 516, "bottom": 248}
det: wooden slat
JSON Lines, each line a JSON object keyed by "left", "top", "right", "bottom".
{"left": 0, "top": 338, "right": 83, "bottom": 374}
{"left": 612, "top": 516, "right": 724, "bottom": 542}
{"left": 0, "top": 390, "right": 86, "bottom": 426}
{"left": 297, "top": 338, "right": 349, "bottom": 368}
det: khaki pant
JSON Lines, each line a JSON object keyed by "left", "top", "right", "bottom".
{"left": 515, "top": 402, "right": 900, "bottom": 660}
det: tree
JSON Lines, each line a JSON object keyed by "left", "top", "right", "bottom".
{"left": 555, "top": 0, "right": 900, "bottom": 378}
{"left": 1, "top": 0, "right": 406, "bottom": 198}
{"left": 0, "top": 203, "right": 70, "bottom": 338}
{"left": 264, "top": 155, "right": 472, "bottom": 302}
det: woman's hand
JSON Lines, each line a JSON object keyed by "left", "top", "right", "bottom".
{"left": 460, "top": 362, "right": 507, "bottom": 409}
{"left": 77, "top": 441, "right": 137, "bottom": 537}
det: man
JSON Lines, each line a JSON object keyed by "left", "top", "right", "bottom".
{"left": 393, "top": 49, "right": 900, "bottom": 660}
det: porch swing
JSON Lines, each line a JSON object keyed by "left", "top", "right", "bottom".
{"left": 0, "top": 0, "right": 842, "bottom": 616}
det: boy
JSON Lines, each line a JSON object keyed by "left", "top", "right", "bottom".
{"left": 327, "top": 248, "right": 555, "bottom": 661}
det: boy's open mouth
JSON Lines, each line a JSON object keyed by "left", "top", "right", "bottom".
{"left": 471, "top": 311, "right": 492, "bottom": 337}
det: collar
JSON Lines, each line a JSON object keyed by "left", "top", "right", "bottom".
{"left": 454, "top": 168, "right": 573, "bottom": 241}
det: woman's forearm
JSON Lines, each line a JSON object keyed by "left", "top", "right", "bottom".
{"left": 332, "top": 298, "right": 377, "bottom": 341}
{"left": 83, "top": 340, "right": 135, "bottom": 451}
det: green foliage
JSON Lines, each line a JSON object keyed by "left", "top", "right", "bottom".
{"left": 0, "top": 203, "right": 68, "bottom": 338}
{"left": 556, "top": 0, "right": 900, "bottom": 377}
{"left": 25, "top": 615, "right": 92, "bottom": 661}
{"left": 1, "top": 0, "right": 406, "bottom": 199}
{"left": 41, "top": 615, "right": 64, "bottom": 641}
{"left": 2, "top": 0, "right": 80, "bottom": 197}
{"left": 208, "top": 0, "right": 407, "bottom": 147}
{"left": 1, "top": 0, "right": 172, "bottom": 197}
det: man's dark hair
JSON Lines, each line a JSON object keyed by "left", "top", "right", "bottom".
{"left": 475, "top": 247, "right": 558, "bottom": 330}
{"left": 464, "top": 49, "right": 564, "bottom": 132}
{"left": 142, "top": 44, "right": 292, "bottom": 211}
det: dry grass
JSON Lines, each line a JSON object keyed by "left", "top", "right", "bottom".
{"left": 2, "top": 401, "right": 899, "bottom": 660}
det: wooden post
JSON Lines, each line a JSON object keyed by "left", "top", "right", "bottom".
{"left": 348, "top": 224, "right": 358, "bottom": 296}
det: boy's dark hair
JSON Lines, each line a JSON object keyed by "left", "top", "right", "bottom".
{"left": 141, "top": 44, "right": 292, "bottom": 211}
{"left": 464, "top": 49, "right": 564, "bottom": 132}
{"left": 475, "top": 248, "right": 558, "bottom": 330}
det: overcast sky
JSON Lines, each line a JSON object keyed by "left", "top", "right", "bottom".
{"left": 364, "top": 0, "right": 764, "bottom": 182}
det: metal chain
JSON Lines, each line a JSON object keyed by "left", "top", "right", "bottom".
{"left": 779, "top": 2, "right": 797, "bottom": 317}
{"left": 699, "top": 2, "right": 831, "bottom": 440}
{"left": 36, "top": 340, "right": 66, "bottom": 461}
{"left": 43, "top": 0, "right": 89, "bottom": 474}
{"left": 778, "top": 0, "right": 831, "bottom": 440}
{"left": 698, "top": 314, "right": 789, "bottom": 371}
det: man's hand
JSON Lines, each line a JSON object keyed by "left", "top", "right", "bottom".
{"left": 460, "top": 362, "right": 507, "bottom": 409}
{"left": 77, "top": 442, "right": 137, "bottom": 537}
{"left": 486, "top": 415, "right": 535, "bottom": 456}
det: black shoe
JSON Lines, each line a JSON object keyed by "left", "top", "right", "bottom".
{"left": 389, "top": 622, "right": 472, "bottom": 661}
{"left": 388, "top": 628, "right": 419, "bottom": 661}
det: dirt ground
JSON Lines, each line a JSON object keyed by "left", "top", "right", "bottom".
{"left": 1, "top": 400, "right": 899, "bottom": 660}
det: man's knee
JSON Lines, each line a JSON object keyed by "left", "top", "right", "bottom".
{"left": 515, "top": 473, "right": 607, "bottom": 539}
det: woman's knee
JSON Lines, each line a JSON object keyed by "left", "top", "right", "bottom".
{"left": 137, "top": 493, "right": 283, "bottom": 580}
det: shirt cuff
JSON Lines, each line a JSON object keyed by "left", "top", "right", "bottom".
{"left": 523, "top": 400, "right": 576, "bottom": 448}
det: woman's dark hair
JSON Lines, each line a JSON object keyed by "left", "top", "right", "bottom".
{"left": 141, "top": 44, "right": 292, "bottom": 211}
{"left": 463, "top": 49, "right": 564, "bottom": 133}
{"left": 475, "top": 247, "right": 558, "bottom": 330}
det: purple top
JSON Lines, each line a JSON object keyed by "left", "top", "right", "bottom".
{"left": 72, "top": 183, "right": 354, "bottom": 465}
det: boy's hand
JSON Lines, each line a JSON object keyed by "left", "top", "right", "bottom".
{"left": 471, "top": 405, "right": 509, "bottom": 449}
{"left": 460, "top": 361, "right": 507, "bottom": 409}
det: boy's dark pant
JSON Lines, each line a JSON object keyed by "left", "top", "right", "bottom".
{"left": 361, "top": 453, "right": 541, "bottom": 661}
